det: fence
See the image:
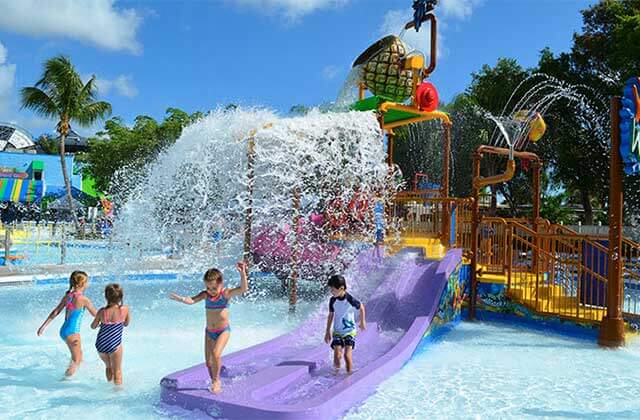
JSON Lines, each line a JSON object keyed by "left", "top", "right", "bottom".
{"left": 390, "top": 196, "right": 640, "bottom": 324}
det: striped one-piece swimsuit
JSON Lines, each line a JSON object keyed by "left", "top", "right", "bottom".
{"left": 95, "top": 307, "right": 126, "bottom": 354}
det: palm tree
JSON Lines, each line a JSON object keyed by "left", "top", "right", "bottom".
{"left": 21, "top": 55, "right": 111, "bottom": 232}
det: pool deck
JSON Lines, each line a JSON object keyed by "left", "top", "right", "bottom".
{"left": 0, "top": 258, "right": 180, "bottom": 285}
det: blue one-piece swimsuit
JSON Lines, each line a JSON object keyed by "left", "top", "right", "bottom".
{"left": 59, "top": 292, "right": 85, "bottom": 341}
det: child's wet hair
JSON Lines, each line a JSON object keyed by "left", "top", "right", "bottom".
{"left": 105, "top": 283, "right": 124, "bottom": 306}
{"left": 67, "top": 271, "right": 88, "bottom": 293}
{"left": 327, "top": 274, "right": 347, "bottom": 290}
{"left": 204, "top": 268, "right": 223, "bottom": 284}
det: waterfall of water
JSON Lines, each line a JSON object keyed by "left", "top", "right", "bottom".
{"left": 110, "top": 107, "right": 400, "bottom": 282}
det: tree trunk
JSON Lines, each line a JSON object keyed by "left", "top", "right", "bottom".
{"left": 581, "top": 189, "right": 594, "bottom": 225}
{"left": 59, "top": 131, "right": 79, "bottom": 233}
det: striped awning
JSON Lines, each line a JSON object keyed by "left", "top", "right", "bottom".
{"left": 0, "top": 178, "right": 44, "bottom": 203}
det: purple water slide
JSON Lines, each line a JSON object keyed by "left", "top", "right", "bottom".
{"left": 160, "top": 247, "right": 462, "bottom": 419}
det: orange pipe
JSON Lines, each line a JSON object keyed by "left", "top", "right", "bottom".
{"left": 473, "top": 159, "right": 516, "bottom": 189}
{"left": 404, "top": 14, "right": 437, "bottom": 77}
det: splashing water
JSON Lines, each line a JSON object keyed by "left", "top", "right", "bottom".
{"left": 476, "top": 73, "right": 609, "bottom": 153}
{"left": 335, "top": 65, "right": 364, "bottom": 109}
{"left": 110, "top": 107, "right": 400, "bottom": 284}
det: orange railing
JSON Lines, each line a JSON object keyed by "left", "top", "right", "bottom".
{"left": 391, "top": 192, "right": 640, "bottom": 323}
{"left": 391, "top": 195, "right": 472, "bottom": 247}
{"left": 508, "top": 221, "right": 608, "bottom": 323}
{"left": 622, "top": 237, "right": 640, "bottom": 317}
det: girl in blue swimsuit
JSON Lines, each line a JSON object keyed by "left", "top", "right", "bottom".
{"left": 170, "top": 260, "right": 249, "bottom": 394}
{"left": 38, "top": 271, "right": 97, "bottom": 377}
{"left": 92, "top": 283, "right": 130, "bottom": 386}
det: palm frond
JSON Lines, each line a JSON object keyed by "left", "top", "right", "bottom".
{"left": 75, "top": 101, "right": 112, "bottom": 127}
{"left": 19, "top": 87, "right": 58, "bottom": 118}
{"left": 78, "top": 76, "right": 99, "bottom": 104}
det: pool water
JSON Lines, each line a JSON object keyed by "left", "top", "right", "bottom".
{"left": 9, "top": 242, "right": 109, "bottom": 266}
{"left": 3, "top": 276, "right": 640, "bottom": 419}
{"left": 0, "top": 275, "right": 316, "bottom": 419}
{"left": 345, "top": 322, "right": 640, "bottom": 419}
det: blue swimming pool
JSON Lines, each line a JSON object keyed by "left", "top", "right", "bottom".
{"left": 1, "top": 275, "right": 640, "bottom": 419}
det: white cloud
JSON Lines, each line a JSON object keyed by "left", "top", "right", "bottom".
{"left": 0, "top": 0, "right": 143, "bottom": 54}
{"left": 379, "top": 1, "right": 482, "bottom": 62}
{"left": 0, "top": 42, "right": 17, "bottom": 115}
{"left": 230, "top": 0, "right": 349, "bottom": 20}
{"left": 440, "top": 0, "right": 483, "bottom": 20}
{"left": 322, "top": 65, "right": 340, "bottom": 80}
{"left": 93, "top": 75, "right": 138, "bottom": 98}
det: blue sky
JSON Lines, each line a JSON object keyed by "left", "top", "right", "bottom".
{"left": 0, "top": 0, "right": 592, "bottom": 137}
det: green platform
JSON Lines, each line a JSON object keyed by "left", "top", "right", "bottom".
{"left": 351, "top": 96, "right": 449, "bottom": 126}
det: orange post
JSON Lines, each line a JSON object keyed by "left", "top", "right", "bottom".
{"left": 469, "top": 152, "right": 481, "bottom": 320}
{"left": 289, "top": 187, "right": 301, "bottom": 313}
{"left": 387, "top": 132, "right": 395, "bottom": 166}
{"left": 598, "top": 97, "right": 625, "bottom": 347}
{"left": 243, "top": 137, "right": 256, "bottom": 268}
{"left": 441, "top": 123, "right": 451, "bottom": 246}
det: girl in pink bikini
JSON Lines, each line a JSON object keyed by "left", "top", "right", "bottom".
{"left": 170, "top": 261, "right": 248, "bottom": 394}
{"left": 37, "top": 271, "right": 97, "bottom": 377}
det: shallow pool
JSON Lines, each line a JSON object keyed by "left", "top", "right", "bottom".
{"left": 345, "top": 321, "right": 640, "bottom": 419}
{"left": 0, "top": 275, "right": 316, "bottom": 419}
{"left": 3, "top": 276, "right": 640, "bottom": 420}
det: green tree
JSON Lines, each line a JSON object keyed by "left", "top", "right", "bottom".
{"left": 82, "top": 108, "right": 203, "bottom": 193}
{"left": 36, "top": 133, "right": 59, "bottom": 155}
{"left": 20, "top": 56, "right": 111, "bottom": 230}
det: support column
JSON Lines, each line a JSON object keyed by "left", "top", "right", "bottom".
{"left": 441, "top": 123, "right": 451, "bottom": 246}
{"left": 387, "top": 131, "right": 395, "bottom": 166}
{"left": 469, "top": 152, "right": 482, "bottom": 320}
{"left": 598, "top": 97, "right": 625, "bottom": 347}
{"left": 289, "top": 187, "right": 301, "bottom": 313}
{"left": 531, "top": 159, "right": 541, "bottom": 270}
{"left": 243, "top": 138, "right": 256, "bottom": 269}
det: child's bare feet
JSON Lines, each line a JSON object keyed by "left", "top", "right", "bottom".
{"left": 114, "top": 371, "right": 123, "bottom": 386}
{"left": 105, "top": 367, "right": 113, "bottom": 382}
{"left": 65, "top": 362, "right": 79, "bottom": 377}
{"left": 210, "top": 380, "right": 222, "bottom": 394}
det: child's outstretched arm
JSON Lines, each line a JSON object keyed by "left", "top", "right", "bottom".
{"left": 124, "top": 306, "right": 131, "bottom": 327}
{"left": 227, "top": 261, "right": 249, "bottom": 298}
{"left": 91, "top": 309, "right": 103, "bottom": 329}
{"left": 82, "top": 297, "right": 98, "bottom": 317}
{"left": 170, "top": 290, "right": 206, "bottom": 305}
{"left": 358, "top": 304, "right": 366, "bottom": 330}
{"left": 324, "top": 312, "right": 334, "bottom": 344}
{"left": 37, "top": 296, "right": 66, "bottom": 336}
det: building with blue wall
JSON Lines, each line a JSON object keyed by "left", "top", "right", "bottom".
{"left": 0, "top": 151, "right": 82, "bottom": 203}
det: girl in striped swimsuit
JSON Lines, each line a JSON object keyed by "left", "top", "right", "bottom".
{"left": 170, "top": 261, "right": 249, "bottom": 394}
{"left": 91, "top": 283, "right": 130, "bottom": 385}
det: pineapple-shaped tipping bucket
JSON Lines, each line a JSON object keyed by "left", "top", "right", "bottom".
{"left": 353, "top": 35, "right": 415, "bottom": 103}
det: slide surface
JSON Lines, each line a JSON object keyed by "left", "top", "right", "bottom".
{"left": 161, "top": 248, "right": 461, "bottom": 419}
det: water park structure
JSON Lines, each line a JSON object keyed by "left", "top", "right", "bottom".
{"left": 160, "top": 3, "right": 640, "bottom": 418}
{"left": 2, "top": 1, "right": 640, "bottom": 419}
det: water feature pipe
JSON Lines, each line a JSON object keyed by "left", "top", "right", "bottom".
{"left": 289, "top": 187, "right": 302, "bottom": 313}
{"left": 469, "top": 146, "right": 541, "bottom": 320}
{"left": 598, "top": 97, "right": 625, "bottom": 347}
{"left": 243, "top": 123, "right": 273, "bottom": 269}
{"left": 404, "top": 13, "right": 437, "bottom": 77}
